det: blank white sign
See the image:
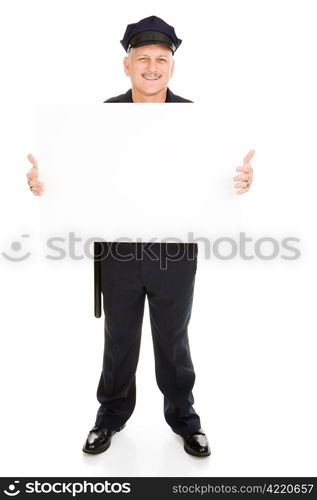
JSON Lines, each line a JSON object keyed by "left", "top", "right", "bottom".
{"left": 38, "top": 104, "right": 244, "bottom": 242}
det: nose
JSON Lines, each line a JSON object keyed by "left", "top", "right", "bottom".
{"left": 146, "top": 59, "right": 158, "bottom": 72}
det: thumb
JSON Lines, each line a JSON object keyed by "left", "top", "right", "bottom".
{"left": 27, "top": 153, "right": 38, "bottom": 170}
{"left": 243, "top": 149, "right": 255, "bottom": 165}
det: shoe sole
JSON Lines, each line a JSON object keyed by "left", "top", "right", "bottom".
{"left": 184, "top": 443, "right": 211, "bottom": 457}
{"left": 82, "top": 424, "right": 125, "bottom": 455}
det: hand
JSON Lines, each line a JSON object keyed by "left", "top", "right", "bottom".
{"left": 233, "top": 149, "right": 255, "bottom": 195}
{"left": 26, "top": 154, "right": 45, "bottom": 196}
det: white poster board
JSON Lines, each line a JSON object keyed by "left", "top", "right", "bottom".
{"left": 38, "top": 104, "right": 244, "bottom": 242}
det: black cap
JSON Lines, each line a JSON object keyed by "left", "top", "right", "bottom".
{"left": 120, "top": 15, "right": 182, "bottom": 55}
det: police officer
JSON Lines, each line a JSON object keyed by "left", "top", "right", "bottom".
{"left": 26, "top": 15, "right": 254, "bottom": 458}
{"left": 104, "top": 15, "right": 192, "bottom": 104}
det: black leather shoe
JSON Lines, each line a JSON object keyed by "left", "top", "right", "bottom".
{"left": 183, "top": 428, "right": 211, "bottom": 457}
{"left": 82, "top": 424, "right": 125, "bottom": 455}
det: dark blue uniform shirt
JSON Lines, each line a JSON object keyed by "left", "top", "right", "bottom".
{"left": 104, "top": 87, "right": 192, "bottom": 103}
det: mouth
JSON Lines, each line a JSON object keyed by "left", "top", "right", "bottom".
{"left": 142, "top": 75, "right": 161, "bottom": 81}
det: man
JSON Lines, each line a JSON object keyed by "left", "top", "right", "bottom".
{"left": 26, "top": 15, "right": 254, "bottom": 457}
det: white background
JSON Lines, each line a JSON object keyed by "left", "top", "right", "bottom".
{"left": 0, "top": 0, "right": 316, "bottom": 478}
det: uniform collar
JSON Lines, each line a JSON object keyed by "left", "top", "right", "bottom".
{"left": 125, "top": 87, "right": 174, "bottom": 102}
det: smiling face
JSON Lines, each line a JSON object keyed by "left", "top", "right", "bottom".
{"left": 123, "top": 44, "right": 175, "bottom": 101}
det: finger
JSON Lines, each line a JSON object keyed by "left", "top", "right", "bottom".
{"left": 32, "top": 186, "right": 43, "bottom": 195}
{"left": 236, "top": 188, "right": 248, "bottom": 194}
{"left": 234, "top": 182, "right": 247, "bottom": 188}
{"left": 28, "top": 175, "right": 39, "bottom": 184}
{"left": 26, "top": 167, "right": 39, "bottom": 179}
{"left": 27, "top": 153, "right": 38, "bottom": 169}
{"left": 29, "top": 181, "right": 43, "bottom": 189}
{"left": 236, "top": 166, "right": 252, "bottom": 172}
{"left": 233, "top": 174, "right": 249, "bottom": 181}
{"left": 243, "top": 149, "right": 255, "bottom": 165}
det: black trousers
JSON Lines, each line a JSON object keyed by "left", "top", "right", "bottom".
{"left": 95, "top": 242, "right": 201, "bottom": 437}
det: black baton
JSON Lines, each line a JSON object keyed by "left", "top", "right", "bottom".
{"left": 94, "top": 241, "right": 102, "bottom": 318}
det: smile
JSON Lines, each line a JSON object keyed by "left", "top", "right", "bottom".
{"left": 142, "top": 76, "right": 161, "bottom": 80}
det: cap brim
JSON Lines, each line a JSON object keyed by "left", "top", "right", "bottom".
{"left": 129, "top": 40, "right": 173, "bottom": 51}
{"left": 127, "top": 30, "right": 176, "bottom": 53}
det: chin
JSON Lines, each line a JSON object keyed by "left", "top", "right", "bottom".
{"left": 143, "top": 87, "right": 162, "bottom": 94}
{"left": 140, "top": 84, "right": 165, "bottom": 95}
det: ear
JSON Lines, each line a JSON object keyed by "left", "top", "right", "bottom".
{"left": 123, "top": 56, "right": 130, "bottom": 76}
{"left": 170, "top": 59, "right": 175, "bottom": 78}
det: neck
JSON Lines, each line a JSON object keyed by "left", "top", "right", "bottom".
{"left": 131, "top": 87, "right": 168, "bottom": 103}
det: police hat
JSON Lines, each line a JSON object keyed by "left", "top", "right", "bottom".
{"left": 120, "top": 15, "right": 182, "bottom": 54}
